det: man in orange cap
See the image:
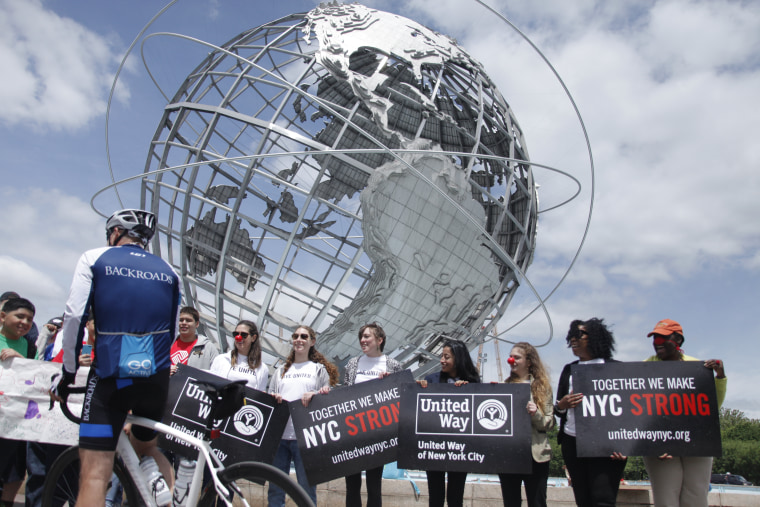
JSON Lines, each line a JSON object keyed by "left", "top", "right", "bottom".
{"left": 647, "top": 319, "right": 686, "bottom": 361}
{"left": 643, "top": 319, "right": 726, "bottom": 507}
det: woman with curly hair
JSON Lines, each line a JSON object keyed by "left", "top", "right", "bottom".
{"left": 498, "top": 342, "right": 554, "bottom": 507}
{"left": 268, "top": 325, "right": 339, "bottom": 506}
{"left": 554, "top": 318, "right": 627, "bottom": 507}
{"left": 343, "top": 322, "right": 405, "bottom": 507}
{"left": 209, "top": 319, "right": 268, "bottom": 390}
{"left": 420, "top": 339, "right": 480, "bottom": 507}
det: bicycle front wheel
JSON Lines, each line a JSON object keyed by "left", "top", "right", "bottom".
{"left": 199, "top": 461, "right": 315, "bottom": 507}
{"left": 41, "top": 445, "right": 141, "bottom": 507}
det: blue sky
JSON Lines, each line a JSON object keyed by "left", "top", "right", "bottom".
{"left": 2, "top": 0, "right": 759, "bottom": 418}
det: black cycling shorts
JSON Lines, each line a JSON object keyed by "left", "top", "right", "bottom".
{"left": 79, "top": 368, "right": 169, "bottom": 451}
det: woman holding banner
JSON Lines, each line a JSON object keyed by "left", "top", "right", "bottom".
{"left": 343, "top": 322, "right": 404, "bottom": 507}
{"left": 498, "top": 342, "right": 554, "bottom": 507}
{"left": 269, "top": 325, "right": 340, "bottom": 507}
{"left": 642, "top": 319, "right": 726, "bottom": 507}
{"left": 209, "top": 320, "right": 268, "bottom": 390}
{"left": 420, "top": 339, "right": 481, "bottom": 507}
{"left": 554, "top": 318, "right": 627, "bottom": 507}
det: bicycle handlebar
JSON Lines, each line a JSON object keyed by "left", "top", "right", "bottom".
{"left": 55, "top": 385, "right": 87, "bottom": 424}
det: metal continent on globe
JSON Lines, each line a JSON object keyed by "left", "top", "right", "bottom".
{"left": 142, "top": 2, "right": 538, "bottom": 376}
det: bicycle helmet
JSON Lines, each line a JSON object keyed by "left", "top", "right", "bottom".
{"left": 106, "top": 209, "right": 156, "bottom": 246}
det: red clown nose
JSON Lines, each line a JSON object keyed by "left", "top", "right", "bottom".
{"left": 235, "top": 334, "right": 244, "bottom": 342}
{"left": 507, "top": 357, "right": 515, "bottom": 365}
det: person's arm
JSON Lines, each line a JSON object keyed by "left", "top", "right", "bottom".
{"left": 205, "top": 339, "right": 220, "bottom": 367}
{"left": 553, "top": 364, "right": 572, "bottom": 416}
{"left": 256, "top": 362, "right": 270, "bottom": 392}
{"left": 298, "top": 365, "right": 329, "bottom": 406}
{"left": 269, "top": 367, "right": 283, "bottom": 402}
{"left": 61, "top": 251, "right": 98, "bottom": 374}
{"left": 342, "top": 356, "right": 358, "bottom": 386}
{"left": 704, "top": 359, "right": 726, "bottom": 408}
{"left": 208, "top": 353, "right": 227, "bottom": 377}
{"left": 51, "top": 250, "right": 100, "bottom": 399}
{"left": 315, "top": 363, "right": 331, "bottom": 392}
{"left": 532, "top": 390, "right": 555, "bottom": 432}
{"left": 387, "top": 357, "right": 404, "bottom": 374}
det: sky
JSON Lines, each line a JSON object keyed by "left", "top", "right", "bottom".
{"left": 1, "top": 0, "right": 759, "bottom": 418}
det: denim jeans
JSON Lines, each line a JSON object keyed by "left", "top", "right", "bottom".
{"left": 268, "top": 439, "right": 316, "bottom": 507}
{"left": 25, "top": 442, "right": 68, "bottom": 507}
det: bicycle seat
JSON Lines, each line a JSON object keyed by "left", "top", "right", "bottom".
{"left": 194, "top": 379, "right": 247, "bottom": 421}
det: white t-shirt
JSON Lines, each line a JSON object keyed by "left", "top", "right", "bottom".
{"left": 209, "top": 352, "right": 269, "bottom": 392}
{"left": 564, "top": 357, "right": 605, "bottom": 437}
{"left": 354, "top": 354, "right": 388, "bottom": 384}
{"left": 273, "top": 361, "right": 324, "bottom": 440}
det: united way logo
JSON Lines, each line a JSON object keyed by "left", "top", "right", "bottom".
{"left": 233, "top": 405, "right": 265, "bottom": 436}
{"left": 472, "top": 394, "right": 513, "bottom": 436}
{"left": 476, "top": 399, "right": 508, "bottom": 430}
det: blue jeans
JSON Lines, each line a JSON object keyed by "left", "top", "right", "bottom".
{"left": 25, "top": 442, "right": 68, "bottom": 507}
{"left": 268, "top": 439, "right": 316, "bottom": 507}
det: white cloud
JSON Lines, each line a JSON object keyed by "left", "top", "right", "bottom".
{"left": 208, "top": 0, "right": 221, "bottom": 20}
{"left": 0, "top": 255, "right": 64, "bottom": 298}
{"left": 1, "top": 187, "right": 107, "bottom": 323}
{"left": 643, "top": 0, "right": 760, "bottom": 73}
{"left": 0, "top": 0, "right": 126, "bottom": 130}
{"left": 0, "top": 255, "right": 67, "bottom": 320}
{"left": 2, "top": 188, "right": 104, "bottom": 273}
{"left": 471, "top": 0, "right": 760, "bottom": 288}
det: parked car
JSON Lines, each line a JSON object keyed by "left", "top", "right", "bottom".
{"left": 710, "top": 473, "right": 753, "bottom": 486}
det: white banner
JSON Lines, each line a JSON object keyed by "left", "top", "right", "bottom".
{"left": 0, "top": 357, "right": 83, "bottom": 445}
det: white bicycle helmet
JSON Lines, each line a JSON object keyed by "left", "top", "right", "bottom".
{"left": 106, "top": 209, "right": 156, "bottom": 245}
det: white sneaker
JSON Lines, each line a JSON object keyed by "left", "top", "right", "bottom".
{"left": 150, "top": 474, "right": 172, "bottom": 506}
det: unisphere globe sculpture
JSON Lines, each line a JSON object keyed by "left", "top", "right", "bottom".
{"left": 140, "top": 3, "right": 537, "bottom": 376}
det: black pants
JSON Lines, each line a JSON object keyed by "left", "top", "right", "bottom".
{"left": 561, "top": 435, "right": 626, "bottom": 507}
{"left": 498, "top": 459, "right": 550, "bottom": 507}
{"left": 345, "top": 466, "right": 384, "bottom": 507}
{"left": 425, "top": 471, "right": 467, "bottom": 507}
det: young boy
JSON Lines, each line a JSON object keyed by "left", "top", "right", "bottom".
{"left": 0, "top": 297, "right": 37, "bottom": 507}
{"left": 170, "top": 306, "right": 219, "bottom": 375}
{"left": 0, "top": 297, "right": 36, "bottom": 360}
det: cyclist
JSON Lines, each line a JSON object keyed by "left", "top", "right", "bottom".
{"left": 51, "top": 209, "right": 181, "bottom": 506}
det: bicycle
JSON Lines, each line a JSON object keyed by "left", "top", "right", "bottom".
{"left": 43, "top": 377, "right": 315, "bottom": 507}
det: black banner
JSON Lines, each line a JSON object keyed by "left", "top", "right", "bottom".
{"left": 159, "top": 365, "right": 289, "bottom": 465}
{"left": 290, "top": 370, "right": 413, "bottom": 485}
{"left": 398, "top": 382, "right": 532, "bottom": 474}
{"left": 571, "top": 361, "right": 721, "bottom": 457}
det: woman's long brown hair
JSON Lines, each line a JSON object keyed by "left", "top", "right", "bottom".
{"left": 506, "top": 341, "right": 552, "bottom": 412}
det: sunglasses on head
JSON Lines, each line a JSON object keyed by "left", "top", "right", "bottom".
{"left": 292, "top": 332, "right": 310, "bottom": 340}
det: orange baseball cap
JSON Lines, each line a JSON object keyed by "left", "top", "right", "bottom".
{"left": 647, "top": 319, "right": 683, "bottom": 337}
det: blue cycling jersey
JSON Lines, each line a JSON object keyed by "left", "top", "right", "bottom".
{"left": 61, "top": 243, "right": 181, "bottom": 378}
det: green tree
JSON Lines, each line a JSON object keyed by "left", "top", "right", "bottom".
{"left": 546, "top": 407, "right": 760, "bottom": 483}
{"left": 712, "top": 407, "right": 760, "bottom": 484}
{"left": 720, "top": 407, "right": 749, "bottom": 430}
{"left": 547, "top": 425, "right": 565, "bottom": 478}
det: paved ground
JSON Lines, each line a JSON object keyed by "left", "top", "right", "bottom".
{"left": 15, "top": 478, "right": 759, "bottom": 506}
